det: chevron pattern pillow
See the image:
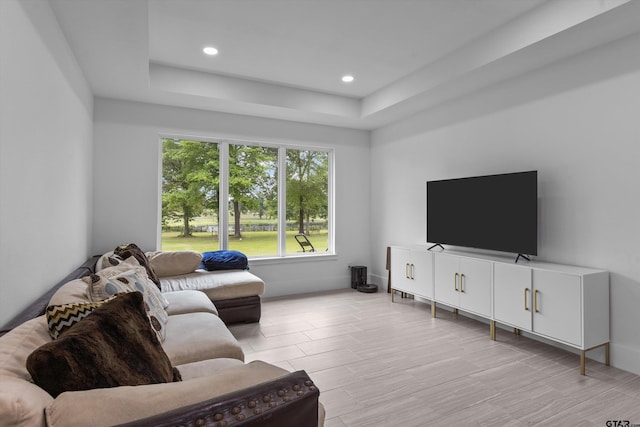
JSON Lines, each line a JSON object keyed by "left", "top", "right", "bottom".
{"left": 45, "top": 297, "right": 116, "bottom": 339}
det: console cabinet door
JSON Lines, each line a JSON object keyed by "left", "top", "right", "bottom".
{"left": 458, "top": 258, "right": 492, "bottom": 317}
{"left": 391, "top": 247, "right": 433, "bottom": 299}
{"left": 494, "top": 263, "right": 532, "bottom": 331}
{"left": 434, "top": 253, "right": 460, "bottom": 307}
{"left": 435, "top": 254, "right": 491, "bottom": 316}
{"left": 532, "top": 270, "right": 582, "bottom": 347}
{"left": 411, "top": 250, "right": 434, "bottom": 299}
{"left": 391, "top": 247, "right": 414, "bottom": 294}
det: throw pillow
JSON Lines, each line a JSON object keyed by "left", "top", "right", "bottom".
{"left": 145, "top": 250, "right": 203, "bottom": 278}
{"left": 93, "top": 254, "right": 142, "bottom": 274}
{"left": 84, "top": 266, "right": 168, "bottom": 342}
{"left": 45, "top": 296, "right": 116, "bottom": 339}
{"left": 26, "top": 292, "right": 181, "bottom": 398}
{"left": 95, "top": 251, "right": 124, "bottom": 271}
{"left": 114, "top": 243, "right": 161, "bottom": 288}
{"left": 200, "top": 250, "right": 249, "bottom": 271}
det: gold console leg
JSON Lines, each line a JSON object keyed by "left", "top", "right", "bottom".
{"left": 431, "top": 301, "right": 436, "bottom": 318}
{"left": 490, "top": 321, "right": 496, "bottom": 341}
{"left": 580, "top": 342, "right": 610, "bottom": 375}
{"left": 391, "top": 289, "right": 395, "bottom": 303}
{"left": 453, "top": 308, "right": 458, "bottom": 315}
{"left": 514, "top": 328, "right": 521, "bottom": 336}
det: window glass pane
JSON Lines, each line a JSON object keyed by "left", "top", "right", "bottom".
{"left": 286, "top": 149, "right": 329, "bottom": 255}
{"left": 161, "top": 138, "right": 220, "bottom": 252}
{"left": 227, "top": 144, "right": 279, "bottom": 257}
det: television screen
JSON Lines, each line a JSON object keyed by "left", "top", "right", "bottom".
{"left": 427, "top": 171, "right": 537, "bottom": 256}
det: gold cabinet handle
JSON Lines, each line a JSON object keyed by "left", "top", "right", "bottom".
{"left": 454, "top": 273, "right": 459, "bottom": 291}
{"left": 534, "top": 290, "right": 540, "bottom": 313}
{"left": 460, "top": 273, "right": 465, "bottom": 293}
{"left": 410, "top": 263, "right": 415, "bottom": 280}
{"left": 524, "top": 288, "right": 530, "bottom": 311}
{"left": 405, "top": 263, "right": 409, "bottom": 279}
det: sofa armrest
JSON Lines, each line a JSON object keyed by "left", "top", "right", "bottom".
{"left": 116, "top": 370, "right": 320, "bottom": 427}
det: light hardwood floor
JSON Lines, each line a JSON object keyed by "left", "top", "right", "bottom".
{"left": 228, "top": 289, "right": 640, "bottom": 427}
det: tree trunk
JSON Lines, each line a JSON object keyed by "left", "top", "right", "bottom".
{"left": 305, "top": 212, "right": 310, "bottom": 236}
{"left": 182, "top": 208, "right": 191, "bottom": 237}
{"left": 298, "top": 196, "right": 305, "bottom": 234}
{"left": 233, "top": 200, "right": 242, "bottom": 238}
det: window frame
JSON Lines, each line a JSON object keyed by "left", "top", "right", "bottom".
{"left": 158, "top": 134, "right": 335, "bottom": 259}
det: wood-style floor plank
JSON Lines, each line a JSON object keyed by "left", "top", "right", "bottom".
{"left": 229, "top": 289, "right": 638, "bottom": 426}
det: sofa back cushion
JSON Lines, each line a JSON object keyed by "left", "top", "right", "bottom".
{"left": 145, "top": 250, "right": 203, "bottom": 278}
{"left": 48, "top": 278, "right": 92, "bottom": 306}
{"left": 26, "top": 292, "right": 181, "bottom": 398}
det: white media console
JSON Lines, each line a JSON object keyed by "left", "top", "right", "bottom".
{"left": 390, "top": 245, "right": 610, "bottom": 375}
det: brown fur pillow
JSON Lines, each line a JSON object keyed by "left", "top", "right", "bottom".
{"left": 27, "top": 292, "right": 181, "bottom": 398}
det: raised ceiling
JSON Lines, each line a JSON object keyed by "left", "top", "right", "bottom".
{"left": 50, "top": 0, "right": 639, "bottom": 130}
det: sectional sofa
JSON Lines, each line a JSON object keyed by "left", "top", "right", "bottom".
{"left": 0, "top": 250, "right": 324, "bottom": 427}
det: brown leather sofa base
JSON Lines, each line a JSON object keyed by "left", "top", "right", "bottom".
{"left": 116, "top": 370, "right": 319, "bottom": 427}
{"left": 214, "top": 296, "right": 261, "bottom": 325}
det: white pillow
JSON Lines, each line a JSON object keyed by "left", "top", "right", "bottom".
{"left": 83, "top": 260, "right": 169, "bottom": 342}
{"left": 145, "top": 251, "right": 203, "bottom": 278}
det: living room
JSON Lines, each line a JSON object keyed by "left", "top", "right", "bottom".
{"left": 1, "top": 0, "right": 640, "bottom": 422}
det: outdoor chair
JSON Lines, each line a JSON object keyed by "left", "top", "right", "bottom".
{"left": 295, "top": 234, "right": 316, "bottom": 252}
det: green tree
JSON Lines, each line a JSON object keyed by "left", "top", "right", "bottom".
{"left": 162, "top": 139, "right": 219, "bottom": 237}
{"left": 286, "top": 150, "right": 328, "bottom": 235}
{"left": 228, "top": 145, "right": 277, "bottom": 238}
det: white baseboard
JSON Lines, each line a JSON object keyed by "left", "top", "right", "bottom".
{"left": 610, "top": 342, "right": 640, "bottom": 376}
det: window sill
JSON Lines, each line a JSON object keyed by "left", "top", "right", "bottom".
{"left": 248, "top": 253, "right": 338, "bottom": 266}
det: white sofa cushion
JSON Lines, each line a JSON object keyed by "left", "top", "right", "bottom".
{"left": 164, "top": 290, "right": 218, "bottom": 316}
{"left": 176, "top": 357, "right": 243, "bottom": 380}
{"left": 162, "top": 312, "right": 243, "bottom": 366}
{"left": 160, "top": 269, "right": 265, "bottom": 300}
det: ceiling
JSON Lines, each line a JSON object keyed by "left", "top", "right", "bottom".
{"left": 49, "top": 0, "right": 639, "bottom": 130}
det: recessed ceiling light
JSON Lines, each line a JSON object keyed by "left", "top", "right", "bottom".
{"left": 203, "top": 46, "right": 219, "bottom": 56}
{"left": 341, "top": 75, "right": 354, "bottom": 83}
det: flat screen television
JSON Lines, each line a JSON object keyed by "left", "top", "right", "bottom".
{"left": 426, "top": 171, "right": 538, "bottom": 257}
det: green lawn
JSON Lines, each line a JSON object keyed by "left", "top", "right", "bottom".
{"left": 161, "top": 230, "right": 328, "bottom": 257}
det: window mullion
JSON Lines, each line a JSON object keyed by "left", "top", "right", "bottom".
{"left": 277, "top": 147, "right": 287, "bottom": 257}
{"left": 219, "top": 142, "right": 229, "bottom": 250}
{"left": 327, "top": 149, "right": 335, "bottom": 254}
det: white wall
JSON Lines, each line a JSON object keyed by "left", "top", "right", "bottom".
{"left": 371, "top": 33, "right": 640, "bottom": 374}
{"left": 0, "top": 0, "right": 93, "bottom": 326}
{"left": 93, "top": 98, "right": 371, "bottom": 297}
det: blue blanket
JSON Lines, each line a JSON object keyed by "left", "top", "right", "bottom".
{"left": 200, "top": 250, "right": 249, "bottom": 271}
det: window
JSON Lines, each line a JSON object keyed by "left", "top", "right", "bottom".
{"left": 161, "top": 137, "right": 332, "bottom": 258}
{"left": 227, "top": 144, "right": 279, "bottom": 256}
{"left": 286, "top": 149, "right": 329, "bottom": 255}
